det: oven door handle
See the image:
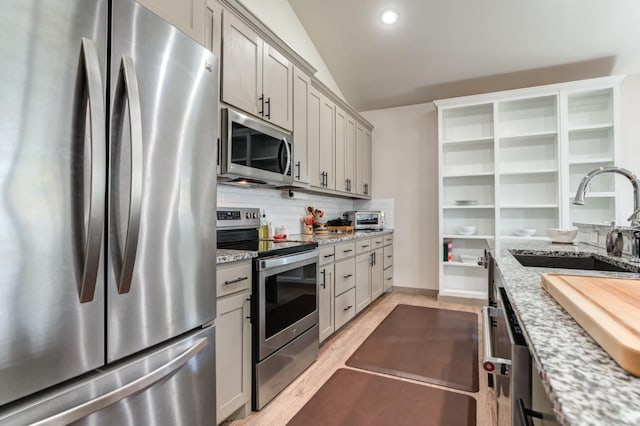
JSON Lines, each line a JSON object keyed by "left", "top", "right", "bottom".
{"left": 481, "top": 306, "right": 512, "bottom": 376}
{"left": 258, "top": 249, "right": 317, "bottom": 270}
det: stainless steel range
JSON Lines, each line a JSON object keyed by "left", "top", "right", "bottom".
{"left": 217, "top": 208, "right": 319, "bottom": 410}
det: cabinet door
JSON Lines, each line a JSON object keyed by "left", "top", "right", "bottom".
{"left": 334, "top": 288, "right": 356, "bottom": 330}
{"left": 355, "top": 123, "right": 371, "bottom": 195}
{"left": 383, "top": 266, "right": 393, "bottom": 292}
{"left": 345, "top": 115, "right": 356, "bottom": 193}
{"left": 335, "top": 106, "right": 348, "bottom": 192}
{"left": 319, "top": 264, "right": 334, "bottom": 343}
{"left": 319, "top": 94, "right": 335, "bottom": 189}
{"left": 363, "top": 129, "right": 372, "bottom": 196}
{"left": 262, "top": 44, "right": 293, "bottom": 130}
{"left": 307, "top": 87, "right": 322, "bottom": 187}
{"left": 293, "top": 67, "right": 311, "bottom": 183}
{"left": 371, "top": 248, "right": 384, "bottom": 300}
{"left": 216, "top": 290, "right": 251, "bottom": 423}
{"left": 205, "top": 0, "right": 223, "bottom": 57}
{"left": 138, "top": 0, "right": 206, "bottom": 45}
{"left": 355, "top": 253, "right": 371, "bottom": 313}
{"left": 221, "top": 11, "right": 262, "bottom": 116}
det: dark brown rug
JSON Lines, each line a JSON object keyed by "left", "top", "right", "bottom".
{"left": 346, "top": 304, "right": 479, "bottom": 392}
{"left": 286, "top": 368, "right": 476, "bottom": 426}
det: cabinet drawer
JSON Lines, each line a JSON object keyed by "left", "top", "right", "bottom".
{"left": 217, "top": 260, "right": 252, "bottom": 298}
{"left": 334, "top": 258, "right": 356, "bottom": 296}
{"left": 334, "top": 241, "right": 356, "bottom": 261}
{"left": 384, "top": 234, "right": 393, "bottom": 246}
{"left": 384, "top": 266, "right": 393, "bottom": 292}
{"left": 371, "top": 236, "right": 384, "bottom": 249}
{"left": 383, "top": 245, "right": 393, "bottom": 269}
{"left": 355, "top": 238, "right": 372, "bottom": 255}
{"left": 334, "top": 287, "right": 356, "bottom": 331}
{"left": 319, "top": 246, "right": 336, "bottom": 265}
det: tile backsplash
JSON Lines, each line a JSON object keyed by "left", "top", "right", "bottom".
{"left": 218, "top": 184, "right": 394, "bottom": 235}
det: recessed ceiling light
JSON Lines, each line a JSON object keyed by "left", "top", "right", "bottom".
{"left": 380, "top": 9, "right": 398, "bottom": 25}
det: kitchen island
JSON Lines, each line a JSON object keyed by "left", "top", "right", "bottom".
{"left": 491, "top": 238, "right": 640, "bottom": 426}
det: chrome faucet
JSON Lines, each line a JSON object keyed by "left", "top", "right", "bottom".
{"left": 573, "top": 166, "right": 640, "bottom": 227}
{"left": 573, "top": 166, "right": 640, "bottom": 262}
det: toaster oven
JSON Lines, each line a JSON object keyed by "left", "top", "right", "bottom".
{"left": 345, "top": 211, "right": 385, "bottom": 231}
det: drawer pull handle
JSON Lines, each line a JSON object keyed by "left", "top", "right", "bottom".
{"left": 387, "top": 255, "right": 392, "bottom": 258}
{"left": 323, "top": 254, "right": 335, "bottom": 258}
{"left": 344, "top": 305, "right": 353, "bottom": 311}
{"left": 224, "top": 276, "right": 248, "bottom": 285}
{"left": 361, "top": 245, "right": 369, "bottom": 248}
{"left": 343, "top": 249, "right": 353, "bottom": 253}
{"left": 386, "top": 277, "right": 393, "bottom": 281}
{"left": 343, "top": 274, "right": 353, "bottom": 279}
{"left": 375, "top": 241, "right": 382, "bottom": 245}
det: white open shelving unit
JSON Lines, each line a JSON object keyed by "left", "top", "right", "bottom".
{"left": 435, "top": 76, "right": 623, "bottom": 301}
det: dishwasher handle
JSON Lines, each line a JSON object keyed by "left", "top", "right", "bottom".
{"left": 481, "top": 306, "right": 512, "bottom": 376}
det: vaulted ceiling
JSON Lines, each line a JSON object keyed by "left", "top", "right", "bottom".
{"left": 288, "top": 0, "right": 640, "bottom": 111}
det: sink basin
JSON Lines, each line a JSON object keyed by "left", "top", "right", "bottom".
{"left": 512, "top": 253, "right": 633, "bottom": 272}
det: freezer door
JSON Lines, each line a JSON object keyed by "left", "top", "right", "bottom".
{"left": 0, "top": 0, "right": 107, "bottom": 405}
{"left": 0, "top": 326, "right": 216, "bottom": 425}
{"left": 107, "top": 0, "right": 218, "bottom": 362}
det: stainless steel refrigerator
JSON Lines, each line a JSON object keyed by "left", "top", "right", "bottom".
{"left": 0, "top": 0, "right": 218, "bottom": 424}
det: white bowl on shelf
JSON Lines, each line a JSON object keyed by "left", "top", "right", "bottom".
{"left": 547, "top": 228, "right": 578, "bottom": 243}
{"left": 459, "top": 255, "right": 479, "bottom": 264}
{"left": 456, "top": 226, "right": 476, "bottom": 236}
{"left": 513, "top": 228, "right": 536, "bottom": 237}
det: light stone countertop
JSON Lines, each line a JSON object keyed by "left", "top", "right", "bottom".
{"left": 490, "top": 238, "right": 640, "bottom": 426}
{"left": 216, "top": 230, "right": 394, "bottom": 264}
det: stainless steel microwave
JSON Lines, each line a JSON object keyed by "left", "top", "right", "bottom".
{"left": 220, "top": 108, "right": 293, "bottom": 186}
{"left": 345, "top": 210, "right": 385, "bottom": 231}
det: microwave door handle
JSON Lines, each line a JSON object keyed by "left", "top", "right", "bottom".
{"left": 281, "top": 137, "right": 291, "bottom": 175}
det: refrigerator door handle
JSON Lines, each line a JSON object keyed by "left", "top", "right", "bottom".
{"left": 111, "top": 56, "right": 144, "bottom": 295}
{"left": 76, "top": 38, "right": 107, "bottom": 303}
{"left": 30, "top": 337, "right": 208, "bottom": 426}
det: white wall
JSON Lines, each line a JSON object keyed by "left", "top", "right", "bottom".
{"left": 237, "top": 0, "right": 345, "bottom": 101}
{"left": 619, "top": 74, "right": 640, "bottom": 220}
{"left": 361, "top": 104, "right": 439, "bottom": 290}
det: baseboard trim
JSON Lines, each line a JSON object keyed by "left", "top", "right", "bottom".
{"left": 437, "top": 294, "right": 486, "bottom": 306}
{"left": 392, "top": 286, "right": 438, "bottom": 297}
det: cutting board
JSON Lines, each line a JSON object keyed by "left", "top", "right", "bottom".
{"left": 541, "top": 273, "right": 640, "bottom": 376}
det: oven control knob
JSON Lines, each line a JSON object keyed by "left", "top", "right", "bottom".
{"left": 245, "top": 212, "right": 250, "bottom": 219}
{"left": 253, "top": 212, "right": 259, "bottom": 219}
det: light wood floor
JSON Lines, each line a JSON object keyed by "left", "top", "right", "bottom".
{"left": 231, "top": 291, "right": 496, "bottom": 426}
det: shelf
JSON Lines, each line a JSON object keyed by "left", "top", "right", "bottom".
{"left": 500, "top": 204, "right": 559, "bottom": 209}
{"left": 499, "top": 169, "right": 558, "bottom": 176}
{"left": 443, "top": 262, "right": 483, "bottom": 269}
{"left": 442, "top": 235, "right": 494, "bottom": 240}
{"left": 443, "top": 205, "right": 495, "bottom": 209}
{"left": 569, "top": 192, "right": 615, "bottom": 198}
{"left": 442, "top": 136, "right": 494, "bottom": 146}
{"left": 498, "top": 130, "right": 557, "bottom": 142}
{"left": 568, "top": 157, "right": 614, "bottom": 165}
{"left": 568, "top": 123, "right": 613, "bottom": 134}
{"left": 443, "top": 171, "right": 494, "bottom": 178}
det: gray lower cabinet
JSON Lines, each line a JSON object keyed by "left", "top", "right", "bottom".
{"left": 371, "top": 247, "right": 384, "bottom": 300}
{"left": 384, "top": 266, "right": 394, "bottom": 292}
{"left": 319, "top": 262, "right": 335, "bottom": 343}
{"left": 334, "top": 288, "right": 356, "bottom": 330}
{"left": 355, "top": 252, "right": 372, "bottom": 313}
{"left": 383, "top": 240, "right": 394, "bottom": 292}
{"left": 216, "top": 261, "right": 252, "bottom": 424}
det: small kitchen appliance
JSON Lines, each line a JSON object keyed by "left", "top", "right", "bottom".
{"left": 345, "top": 210, "right": 385, "bottom": 231}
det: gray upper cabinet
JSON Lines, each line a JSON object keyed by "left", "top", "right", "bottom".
{"left": 356, "top": 123, "right": 372, "bottom": 197}
{"left": 293, "top": 66, "right": 311, "bottom": 184}
{"left": 221, "top": 11, "right": 292, "bottom": 131}
{"left": 335, "top": 107, "right": 356, "bottom": 193}
{"left": 137, "top": 0, "right": 206, "bottom": 45}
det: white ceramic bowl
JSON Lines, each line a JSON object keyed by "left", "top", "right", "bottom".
{"left": 459, "top": 255, "right": 479, "bottom": 264}
{"left": 547, "top": 228, "right": 578, "bottom": 243}
{"left": 513, "top": 228, "right": 536, "bottom": 237}
{"left": 456, "top": 226, "right": 476, "bottom": 236}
